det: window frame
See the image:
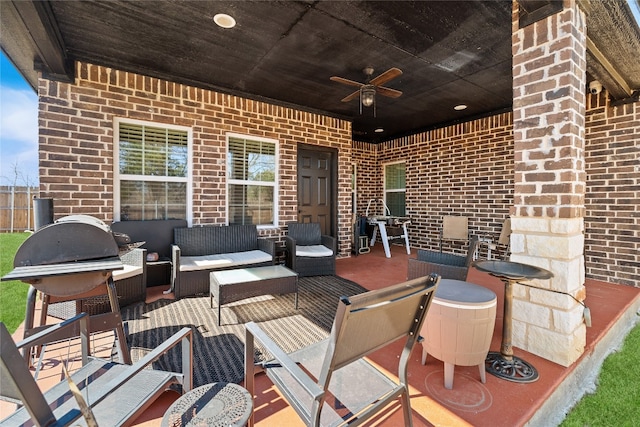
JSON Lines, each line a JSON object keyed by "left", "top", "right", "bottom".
{"left": 113, "top": 117, "right": 193, "bottom": 223}
{"left": 383, "top": 160, "right": 406, "bottom": 217}
{"left": 226, "top": 132, "right": 279, "bottom": 229}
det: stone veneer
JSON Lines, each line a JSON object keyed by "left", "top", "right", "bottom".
{"left": 510, "top": 0, "right": 587, "bottom": 365}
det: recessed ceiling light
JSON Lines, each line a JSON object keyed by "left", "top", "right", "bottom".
{"left": 214, "top": 13, "right": 236, "bottom": 29}
{"left": 454, "top": 104, "right": 468, "bottom": 111}
{"left": 374, "top": 128, "right": 384, "bottom": 133}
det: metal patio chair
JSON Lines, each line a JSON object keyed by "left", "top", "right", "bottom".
{"left": 244, "top": 274, "right": 440, "bottom": 427}
{"left": 0, "top": 313, "right": 193, "bottom": 427}
{"left": 494, "top": 218, "right": 512, "bottom": 260}
{"left": 439, "top": 215, "right": 469, "bottom": 252}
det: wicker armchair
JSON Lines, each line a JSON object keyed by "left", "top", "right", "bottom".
{"left": 45, "top": 248, "right": 147, "bottom": 319}
{"left": 407, "top": 235, "right": 479, "bottom": 281}
{"left": 285, "top": 222, "right": 336, "bottom": 277}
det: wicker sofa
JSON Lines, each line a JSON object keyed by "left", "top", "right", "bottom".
{"left": 407, "top": 236, "right": 480, "bottom": 281}
{"left": 171, "top": 224, "right": 276, "bottom": 299}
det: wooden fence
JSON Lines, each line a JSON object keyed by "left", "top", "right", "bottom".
{"left": 0, "top": 186, "right": 39, "bottom": 232}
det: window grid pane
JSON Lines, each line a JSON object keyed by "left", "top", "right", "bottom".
{"left": 118, "top": 122, "right": 188, "bottom": 221}
{"left": 228, "top": 136, "right": 277, "bottom": 226}
{"left": 384, "top": 163, "right": 406, "bottom": 216}
{"left": 120, "top": 180, "right": 186, "bottom": 220}
{"left": 385, "top": 163, "right": 405, "bottom": 190}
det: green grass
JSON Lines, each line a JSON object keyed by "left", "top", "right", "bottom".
{"left": 560, "top": 322, "right": 640, "bottom": 426}
{"left": 0, "top": 232, "right": 31, "bottom": 333}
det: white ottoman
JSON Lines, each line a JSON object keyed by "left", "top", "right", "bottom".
{"left": 421, "top": 279, "right": 497, "bottom": 389}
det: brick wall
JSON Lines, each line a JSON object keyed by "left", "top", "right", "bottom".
{"left": 353, "top": 114, "right": 514, "bottom": 257}
{"left": 584, "top": 93, "right": 640, "bottom": 286}
{"left": 36, "top": 62, "right": 638, "bottom": 283}
{"left": 352, "top": 103, "right": 638, "bottom": 287}
{"left": 37, "top": 62, "right": 354, "bottom": 256}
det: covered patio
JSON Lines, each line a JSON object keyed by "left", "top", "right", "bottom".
{"left": 1, "top": 0, "right": 638, "bottom": 424}
{"left": 3, "top": 243, "right": 639, "bottom": 425}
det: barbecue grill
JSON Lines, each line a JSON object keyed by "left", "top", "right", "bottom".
{"left": 2, "top": 215, "right": 132, "bottom": 363}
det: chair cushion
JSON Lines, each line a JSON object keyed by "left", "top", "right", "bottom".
{"left": 296, "top": 245, "right": 333, "bottom": 257}
{"left": 179, "top": 250, "right": 272, "bottom": 272}
{"left": 112, "top": 264, "right": 143, "bottom": 281}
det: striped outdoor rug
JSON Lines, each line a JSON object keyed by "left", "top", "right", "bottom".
{"left": 120, "top": 275, "right": 367, "bottom": 387}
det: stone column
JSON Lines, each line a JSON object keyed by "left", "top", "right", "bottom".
{"left": 511, "top": 0, "right": 587, "bottom": 366}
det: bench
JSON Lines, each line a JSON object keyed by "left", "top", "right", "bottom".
{"left": 171, "top": 224, "right": 276, "bottom": 299}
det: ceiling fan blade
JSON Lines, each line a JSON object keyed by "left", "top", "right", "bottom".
{"left": 370, "top": 67, "right": 402, "bottom": 86}
{"left": 330, "top": 76, "right": 365, "bottom": 87}
{"left": 341, "top": 90, "right": 361, "bottom": 102}
{"left": 376, "top": 86, "right": 403, "bottom": 98}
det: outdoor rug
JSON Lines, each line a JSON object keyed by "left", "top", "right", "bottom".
{"left": 120, "top": 275, "right": 367, "bottom": 387}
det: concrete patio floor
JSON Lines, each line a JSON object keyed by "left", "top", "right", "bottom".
{"left": 3, "top": 243, "right": 639, "bottom": 426}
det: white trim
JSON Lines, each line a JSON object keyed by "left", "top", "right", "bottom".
{"left": 113, "top": 117, "right": 193, "bottom": 224}
{"left": 225, "top": 132, "right": 279, "bottom": 228}
{"left": 383, "top": 160, "right": 406, "bottom": 216}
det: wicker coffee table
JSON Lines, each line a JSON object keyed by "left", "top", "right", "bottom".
{"left": 161, "top": 382, "right": 252, "bottom": 427}
{"left": 210, "top": 265, "right": 298, "bottom": 326}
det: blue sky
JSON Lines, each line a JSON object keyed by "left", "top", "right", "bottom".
{"left": 1, "top": 3, "right": 638, "bottom": 186}
{"left": 0, "top": 53, "right": 38, "bottom": 186}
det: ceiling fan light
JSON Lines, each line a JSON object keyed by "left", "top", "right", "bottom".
{"left": 361, "top": 85, "right": 376, "bottom": 107}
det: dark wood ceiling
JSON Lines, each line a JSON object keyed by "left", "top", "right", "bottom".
{"left": 2, "top": 1, "right": 639, "bottom": 143}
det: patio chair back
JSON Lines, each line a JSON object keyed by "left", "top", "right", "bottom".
{"left": 440, "top": 215, "right": 469, "bottom": 251}
{"left": 1, "top": 321, "right": 60, "bottom": 426}
{"left": 1, "top": 313, "right": 193, "bottom": 427}
{"left": 245, "top": 273, "right": 440, "bottom": 427}
{"left": 287, "top": 222, "right": 322, "bottom": 245}
{"left": 327, "top": 275, "right": 437, "bottom": 371}
{"left": 496, "top": 218, "right": 512, "bottom": 259}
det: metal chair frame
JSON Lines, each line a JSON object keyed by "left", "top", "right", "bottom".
{"left": 245, "top": 274, "right": 440, "bottom": 427}
{"left": 1, "top": 313, "right": 193, "bottom": 426}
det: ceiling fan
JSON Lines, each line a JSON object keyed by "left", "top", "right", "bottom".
{"left": 330, "top": 67, "right": 403, "bottom": 114}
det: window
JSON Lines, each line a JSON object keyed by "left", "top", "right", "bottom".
{"left": 114, "top": 119, "right": 191, "bottom": 221}
{"left": 227, "top": 134, "right": 277, "bottom": 227}
{"left": 384, "top": 162, "right": 405, "bottom": 216}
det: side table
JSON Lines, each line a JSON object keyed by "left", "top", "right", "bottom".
{"left": 210, "top": 265, "right": 298, "bottom": 326}
{"left": 162, "top": 382, "right": 253, "bottom": 427}
{"left": 473, "top": 260, "right": 554, "bottom": 383}
{"left": 420, "top": 279, "right": 497, "bottom": 389}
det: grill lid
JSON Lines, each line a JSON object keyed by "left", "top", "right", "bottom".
{"left": 13, "top": 215, "right": 119, "bottom": 267}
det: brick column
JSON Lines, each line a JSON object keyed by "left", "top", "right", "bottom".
{"left": 511, "top": 0, "right": 587, "bottom": 366}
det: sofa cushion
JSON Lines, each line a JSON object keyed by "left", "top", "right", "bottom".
{"left": 296, "top": 245, "right": 334, "bottom": 257}
{"left": 112, "top": 264, "right": 143, "bottom": 281}
{"left": 179, "top": 250, "right": 272, "bottom": 272}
